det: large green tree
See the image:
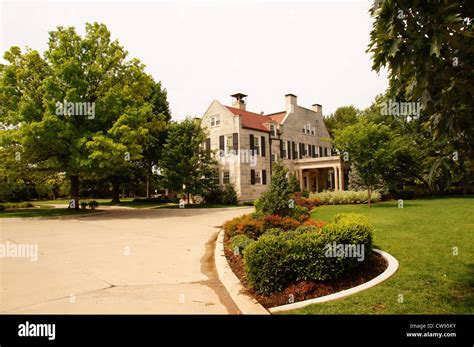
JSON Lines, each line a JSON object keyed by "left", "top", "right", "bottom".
{"left": 367, "top": 0, "right": 474, "bottom": 193}
{"left": 0, "top": 23, "right": 170, "bottom": 206}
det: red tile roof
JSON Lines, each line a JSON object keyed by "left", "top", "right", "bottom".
{"left": 267, "top": 111, "right": 286, "bottom": 124}
{"left": 225, "top": 106, "right": 286, "bottom": 132}
{"left": 225, "top": 106, "right": 271, "bottom": 132}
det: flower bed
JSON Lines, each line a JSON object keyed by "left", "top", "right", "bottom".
{"left": 223, "top": 212, "right": 387, "bottom": 307}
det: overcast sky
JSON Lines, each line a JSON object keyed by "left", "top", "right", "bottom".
{"left": 1, "top": 0, "right": 388, "bottom": 119}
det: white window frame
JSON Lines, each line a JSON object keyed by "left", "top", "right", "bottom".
{"left": 210, "top": 115, "right": 220, "bottom": 127}
{"left": 253, "top": 136, "right": 260, "bottom": 156}
{"left": 225, "top": 135, "right": 233, "bottom": 155}
{"left": 270, "top": 124, "right": 276, "bottom": 137}
{"left": 223, "top": 171, "right": 230, "bottom": 184}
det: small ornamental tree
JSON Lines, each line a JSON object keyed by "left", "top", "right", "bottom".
{"left": 288, "top": 173, "right": 301, "bottom": 193}
{"left": 255, "top": 161, "right": 292, "bottom": 216}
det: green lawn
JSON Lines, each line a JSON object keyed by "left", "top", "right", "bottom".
{"left": 286, "top": 196, "right": 474, "bottom": 314}
{"left": 30, "top": 198, "right": 166, "bottom": 209}
{"left": 153, "top": 203, "right": 245, "bottom": 209}
{"left": 0, "top": 207, "right": 101, "bottom": 218}
{"left": 31, "top": 199, "right": 243, "bottom": 209}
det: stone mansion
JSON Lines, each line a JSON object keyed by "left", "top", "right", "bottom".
{"left": 201, "top": 93, "right": 347, "bottom": 201}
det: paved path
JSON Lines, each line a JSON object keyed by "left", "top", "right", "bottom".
{"left": 0, "top": 206, "right": 252, "bottom": 314}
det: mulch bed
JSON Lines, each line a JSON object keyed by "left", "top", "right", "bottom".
{"left": 224, "top": 234, "right": 387, "bottom": 308}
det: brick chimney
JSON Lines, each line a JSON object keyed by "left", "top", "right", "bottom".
{"left": 285, "top": 93, "right": 297, "bottom": 113}
{"left": 231, "top": 93, "right": 247, "bottom": 111}
{"left": 312, "top": 103, "right": 322, "bottom": 114}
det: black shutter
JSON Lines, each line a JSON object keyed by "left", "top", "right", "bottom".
{"left": 219, "top": 135, "right": 224, "bottom": 157}
{"left": 299, "top": 143, "right": 303, "bottom": 159}
{"left": 205, "top": 138, "right": 211, "bottom": 158}
{"left": 261, "top": 136, "right": 266, "bottom": 157}
{"left": 308, "top": 144, "right": 312, "bottom": 157}
{"left": 250, "top": 134, "right": 254, "bottom": 155}
{"left": 233, "top": 133, "right": 238, "bottom": 155}
{"left": 262, "top": 170, "right": 267, "bottom": 185}
{"left": 250, "top": 170, "right": 256, "bottom": 185}
{"left": 292, "top": 142, "right": 296, "bottom": 159}
{"left": 280, "top": 139, "right": 284, "bottom": 158}
{"left": 319, "top": 146, "right": 323, "bottom": 157}
{"left": 288, "top": 141, "right": 291, "bottom": 159}
{"left": 312, "top": 145, "right": 316, "bottom": 158}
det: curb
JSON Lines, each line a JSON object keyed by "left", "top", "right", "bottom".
{"left": 269, "top": 248, "right": 399, "bottom": 313}
{"left": 214, "top": 229, "right": 269, "bottom": 315}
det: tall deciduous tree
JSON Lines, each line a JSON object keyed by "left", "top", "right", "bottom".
{"left": 367, "top": 0, "right": 474, "bottom": 193}
{"left": 0, "top": 23, "right": 171, "bottom": 206}
{"left": 333, "top": 120, "right": 394, "bottom": 207}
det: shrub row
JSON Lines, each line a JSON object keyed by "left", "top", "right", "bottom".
{"left": 309, "top": 190, "right": 381, "bottom": 205}
{"left": 243, "top": 213, "right": 374, "bottom": 294}
{"left": 230, "top": 234, "right": 255, "bottom": 255}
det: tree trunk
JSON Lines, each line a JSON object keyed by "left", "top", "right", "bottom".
{"left": 187, "top": 192, "right": 190, "bottom": 204}
{"left": 146, "top": 172, "right": 150, "bottom": 199}
{"left": 368, "top": 186, "right": 372, "bottom": 208}
{"left": 111, "top": 176, "right": 121, "bottom": 204}
{"left": 70, "top": 175, "right": 80, "bottom": 210}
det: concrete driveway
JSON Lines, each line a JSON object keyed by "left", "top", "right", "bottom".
{"left": 0, "top": 206, "right": 252, "bottom": 314}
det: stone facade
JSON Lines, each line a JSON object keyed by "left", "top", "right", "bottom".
{"left": 201, "top": 93, "right": 345, "bottom": 201}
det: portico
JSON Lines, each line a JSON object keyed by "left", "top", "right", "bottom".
{"left": 295, "top": 156, "right": 348, "bottom": 192}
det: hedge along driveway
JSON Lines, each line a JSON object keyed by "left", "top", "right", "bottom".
{"left": 284, "top": 197, "right": 474, "bottom": 314}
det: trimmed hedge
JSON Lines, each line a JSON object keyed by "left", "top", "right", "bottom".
{"left": 2, "top": 202, "right": 34, "bottom": 209}
{"left": 230, "top": 234, "right": 255, "bottom": 255}
{"left": 309, "top": 190, "right": 381, "bottom": 205}
{"left": 222, "top": 213, "right": 309, "bottom": 239}
{"left": 243, "top": 213, "right": 374, "bottom": 294}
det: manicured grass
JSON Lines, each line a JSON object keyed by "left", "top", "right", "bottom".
{"left": 0, "top": 207, "right": 101, "bottom": 218}
{"left": 30, "top": 198, "right": 166, "bottom": 209}
{"left": 285, "top": 196, "right": 474, "bottom": 314}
